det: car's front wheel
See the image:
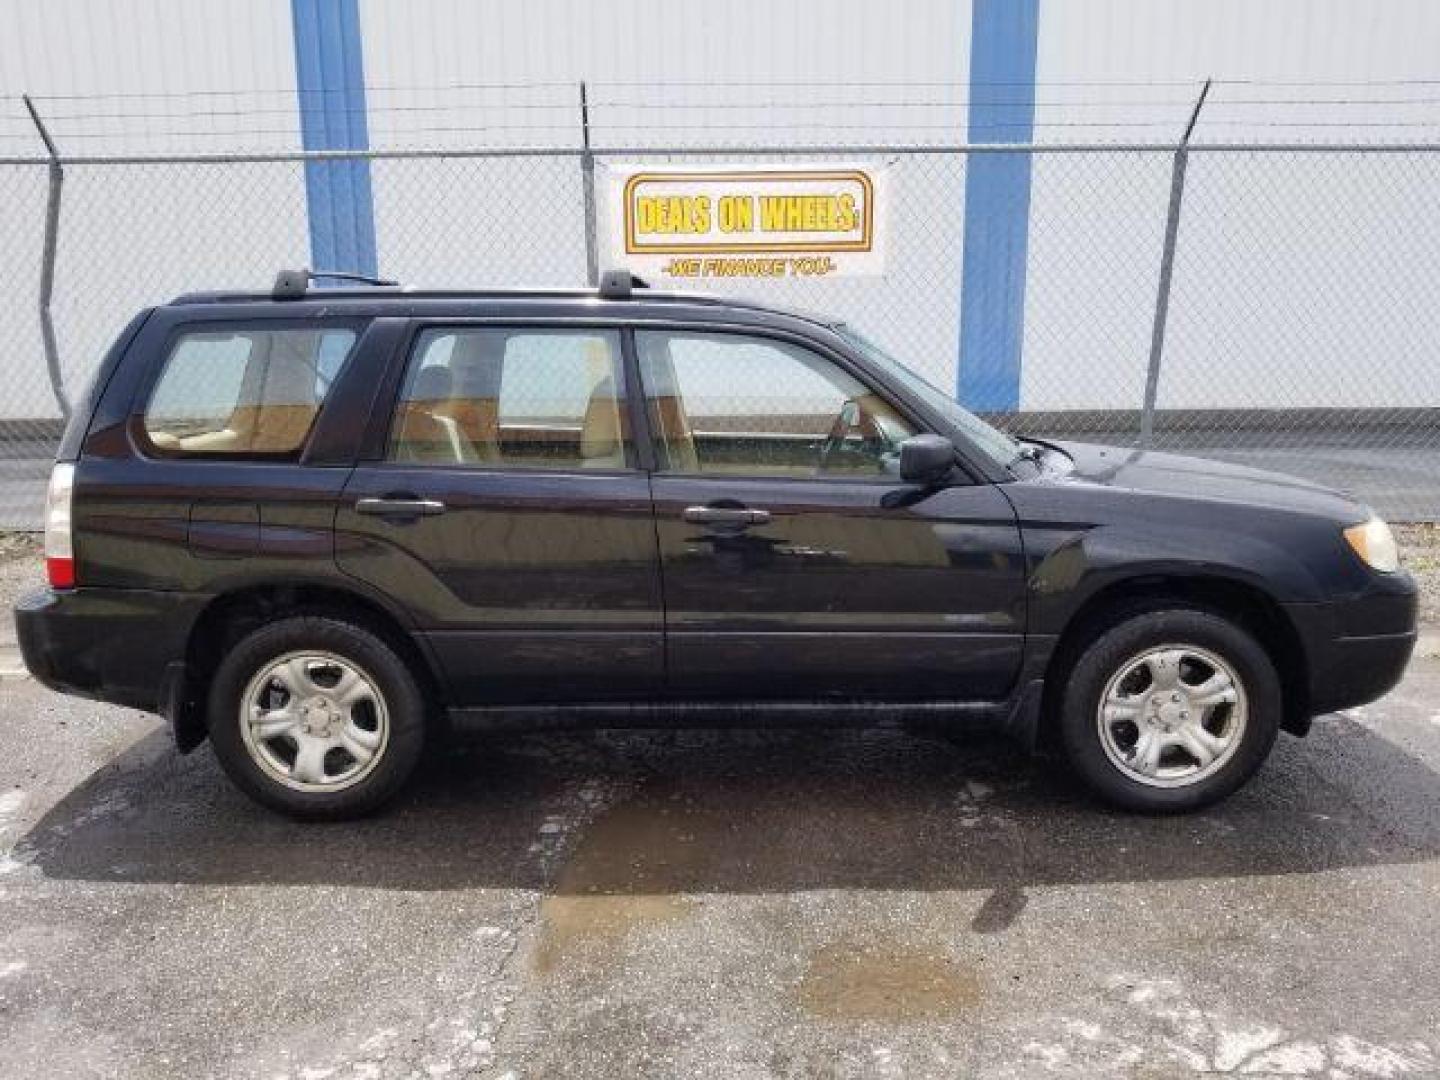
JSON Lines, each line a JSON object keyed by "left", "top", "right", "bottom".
{"left": 1058, "top": 607, "right": 1281, "bottom": 812}
{"left": 207, "top": 615, "right": 427, "bottom": 820}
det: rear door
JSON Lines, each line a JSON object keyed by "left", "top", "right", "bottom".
{"left": 335, "top": 322, "right": 663, "bottom": 704}
{"left": 634, "top": 327, "right": 1025, "bottom": 700}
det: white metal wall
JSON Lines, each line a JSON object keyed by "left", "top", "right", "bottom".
{"left": 0, "top": 0, "right": 308, "bottom": 418}
{"left": 1025, "top": 0, "right": 1440, "bottom": 411}
{"left": 3, "top": 1, "right": 1440, "bottom": 420}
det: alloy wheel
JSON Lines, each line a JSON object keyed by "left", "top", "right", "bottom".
{"left": 1095, "top": 644, "right": 1248, "bottom": 788}
{"left": 239, "top": 651, "right": 390, "bottom": 792}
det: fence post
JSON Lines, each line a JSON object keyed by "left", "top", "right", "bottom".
{"left": 1139, "top": 78, "right": 1210, "bottom": 450}
{"left": 579, "top": 81, "right": 600, "bottom": 287}
{"left": 23, "top": 94, "right": 70, "bottom": 422}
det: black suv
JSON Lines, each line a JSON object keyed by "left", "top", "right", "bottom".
{"left": 15, "top": 270, "right": 1417, "bottom": 819}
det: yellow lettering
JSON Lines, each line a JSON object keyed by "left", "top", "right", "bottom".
{"left": 636, "top": 194, "right": 713, "bottom": 235}
{"left": 757, "top": 194, "right": 858, "bottom": 233}
{"left": 636, "top": 196, "right": 659, "bottom": 235}
{"left": 717, "top": 195, "right": 754, "bottom": 234}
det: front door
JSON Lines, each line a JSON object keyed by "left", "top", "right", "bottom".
{"left": 634, "top": 328, "right": 1025, "bottom": 700}
{"left": 336, "top": 325, "right": 662, "bottom": 703}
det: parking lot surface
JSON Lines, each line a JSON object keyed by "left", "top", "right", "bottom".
{"left": 2, "top": 553, "right": 1439, "bottom": 1079}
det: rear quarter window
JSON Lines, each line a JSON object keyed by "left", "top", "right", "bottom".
{"left": 142, "top": 326, "right": 358, "bottom": 457}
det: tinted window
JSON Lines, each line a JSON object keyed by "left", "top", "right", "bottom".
{"left": 636, "top": 330, "right": 915, "bottom": 477}
{"left": 390, "top": 328, "right": 629, "bottom": 470}
{"left": 834, "top": 324, "right": 1020, "bottom": 470}
{"left": 143, "top": 326, "right": 357, "bottom": 457}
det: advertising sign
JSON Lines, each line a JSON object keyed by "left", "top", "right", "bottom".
{"left": 600, "top": 163, "right": 892, "bottom": 280}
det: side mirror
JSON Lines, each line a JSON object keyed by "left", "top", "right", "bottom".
{"left": 899, "top": 434, "right": 956, "bottom": 485}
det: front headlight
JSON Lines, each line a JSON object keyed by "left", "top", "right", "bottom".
{"left": 1343, "top": 515, "right": 1400, "bottom": 573}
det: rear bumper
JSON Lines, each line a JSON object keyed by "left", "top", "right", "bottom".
{"left": 1285, "top": 581, "right": 1418, "bottom": 718}
{"left": 14, "top": 586, "right": 206, "bottom": 714}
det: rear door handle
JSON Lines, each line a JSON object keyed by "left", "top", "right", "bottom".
{"left": 682, "top": 506, "right": 771, "bottom": 526}
{"left": 355, "top": 497, "right": 447, "bottom": 517}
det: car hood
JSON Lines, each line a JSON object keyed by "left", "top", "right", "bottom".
{"left": 1051, "top": 440, "right": 1368, "bottom": 521}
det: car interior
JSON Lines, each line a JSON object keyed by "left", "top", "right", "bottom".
{"left": 143, "top": 328, "right": 351, "bottom": 456}
{"left": 391, "top": 329, "right": 629, "bottom": 470}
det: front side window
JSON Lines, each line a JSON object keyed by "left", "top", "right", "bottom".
{"left": 636, "top": 330, "right": 916, "bottom": 478}
{"left": 390, "top": 328, "right": 629, "bottom": 470}
{"left": 833, "top": 324, "right": 1021, "bottom": 470}
{"left": 143, "top": 326, "right": 358, "bottom": 456}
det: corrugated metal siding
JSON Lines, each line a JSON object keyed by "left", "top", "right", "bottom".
{"left": 4, "top": 2, "right": 1440, "bottom": 417}
{"left": 0, "top": 1, "right": 308, "bottom": 417}
{"left": 0, "top": 0, "right": 302, "bottom": 154}
{"left": 358, "top": 0, "right": 971, "bottom": 150}
{"left": 1023, "top": 0, "right": 1440, "bottom": 410}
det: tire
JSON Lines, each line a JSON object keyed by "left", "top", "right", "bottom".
{"left": 1057, "top": 607, "right": 1281, "bottom": 813}
{"left": 207, "top": 615, "right": 427, "bottom": 820}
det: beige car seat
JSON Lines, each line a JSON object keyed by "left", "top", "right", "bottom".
{"left": 394, "top": 366, "right": 475, "bottom": 464}
{"left": 579, "top": 376, "right": 627, "bottom": 469}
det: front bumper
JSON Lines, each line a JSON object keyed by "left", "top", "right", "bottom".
{"left": 14, "top": 586, "right": 207, "bottom": 714}
{"left": 1284, "top": 579, "right": 1418, "bottom": 719}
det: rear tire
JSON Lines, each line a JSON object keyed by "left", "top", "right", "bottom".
{"left": 1058, "top": 607, "right": 1280, "bottom": 813}
{"left": 207, "top": 615, "right": 427, "bottom": 820}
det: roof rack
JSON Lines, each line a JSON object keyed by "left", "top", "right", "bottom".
{"left": 597, "top": 268, "right": 649, "bottom": 299}
{"left": 272, "top": 268, "right": 399, "bottom": 300}
{"left": 172, "top": 268, "right": 834, "bottom": 328}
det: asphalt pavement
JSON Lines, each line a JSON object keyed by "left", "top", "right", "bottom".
{"left": 2, "top": 557, "right": 1439, "bottom": 1077}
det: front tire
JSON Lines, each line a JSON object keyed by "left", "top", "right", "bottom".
{"left": 1058, "top": 607, "right": 1281, "bottom": 813}
{"left": 207, "top": 615, "right": 427, "bottom": 820}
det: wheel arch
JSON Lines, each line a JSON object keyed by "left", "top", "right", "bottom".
{"left": 1036, "top": 571, "right": 1312, "bottom": 754}
{"left": 173, "top": 579, "right": 447, "bottom": 752}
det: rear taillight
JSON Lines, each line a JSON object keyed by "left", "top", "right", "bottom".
{"left": 44, "top": 463, "right": 76, "bottom": 590}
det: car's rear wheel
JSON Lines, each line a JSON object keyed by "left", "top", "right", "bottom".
{"left": 1058, "top": 607, "right": 1281, "bottom": 812}
{"left": 207, "top": 615, "right": 426, "bottom": 820}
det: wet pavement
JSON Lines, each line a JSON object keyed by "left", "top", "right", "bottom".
{"left": 1, "top": 646, "right": 1439, "bottom": 1078}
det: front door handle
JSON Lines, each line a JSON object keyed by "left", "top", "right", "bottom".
{"left": 355, "top": 496, "right": 447, "bottom": 517}
{"left": 682, "top": 505, "right": 771, "bottom": 526}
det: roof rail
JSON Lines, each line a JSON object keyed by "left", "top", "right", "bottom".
{"left": 597, "top": 268, "right": 649, "bottom": 300}
{"left": 272, "top": 268, "right": 399, "bottom": 300}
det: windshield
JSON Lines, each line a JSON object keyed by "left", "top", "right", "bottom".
{"left": 833, "top": 324, "right": 1022, "bottom": 470}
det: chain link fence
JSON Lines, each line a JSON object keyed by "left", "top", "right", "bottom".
{"left": 1, "top": 140, "right": 1437, "bottom": 526}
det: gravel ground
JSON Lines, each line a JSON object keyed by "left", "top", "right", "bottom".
{"left": 0, "top": 532, "right": 42, "bottom": 589}
{"left": 1396, "top": 524, "right": 1440, "bottom": 625}
{"left": 0, "top": 536, "right": 41, "bottom": 679}
{"left": 2, "top": 533, "right": 1439, "bottom": 1079}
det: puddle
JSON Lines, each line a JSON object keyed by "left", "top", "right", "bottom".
{"left": 794, "top": 942, "right": 981, "bottom": 1021}
{"left": 534, "top": 794, "right": 699, "bottom": 974}
{"left": 530, "top": 766, "right": 1014, "bottom": 978}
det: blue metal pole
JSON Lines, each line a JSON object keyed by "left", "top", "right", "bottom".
{"left": 291, "top": 0, "right": 378, "bottom": 278}
{"left": 957, "top": 0, "right": 1040, "bottom": 412}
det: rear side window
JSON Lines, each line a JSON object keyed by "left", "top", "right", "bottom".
{"left": 389, "top": 327, "right": 629, "bottom": 470}
{"left": 143, "top": 326, "right": 358, "bottom": 457}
